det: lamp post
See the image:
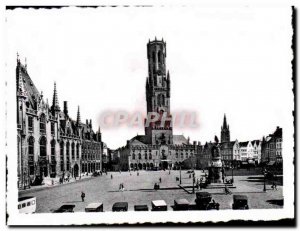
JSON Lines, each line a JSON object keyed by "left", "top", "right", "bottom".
{"left": 192, "top": 175, "right": 195, "bottom": 194}
{"left": 231, "top": 161, "right": 234, "bottom": 183}
{"left": 263, "top": 168, "right": 266, "bottom": 192}
{"left": 179, "top": 165, "right": 182, "bottom": 184}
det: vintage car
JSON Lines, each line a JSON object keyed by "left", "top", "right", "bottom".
{"left": 232, "top": 195, "right": 249, "bottom": 210}
{"left": 173, "top": 198, "right": 190, "bottom": 211}
{"left": 112, "top": 202, "right": 128, "bottom": 212}
{"left": 134, "top": 205, "right": 149, "bottom": 211}
{"left": 53, "top": 204, "right": 75, "bottom": 213}
{"left": 151, "top": 200, "right": 168, "bottom": 211}
{"left": 195, "top": 192, "right": 219, "bottom": 210}
{"left": 85, "top": 202, "right": 104, "bottom": 212}
{"left": 18, "top": 196, "right": 36, "bottom": 214}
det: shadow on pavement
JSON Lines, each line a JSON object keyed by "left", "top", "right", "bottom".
{"left": 62, "top": 200, "right": 83, "bottom": 203}
{"left": 266, "top": 199, "right": 284, "bottom": 206}
{"left": 108, "top": 187, "right": 182, "bottom": 193}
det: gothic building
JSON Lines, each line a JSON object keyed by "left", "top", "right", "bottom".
{"left": 221, "top": 114, "right": 230, "bottom": 143}
{"left": 16, "top": 56, "right": 102, "bottom": 189}
{"left": 118, "top": 39, "right": 202, "bottom": 170}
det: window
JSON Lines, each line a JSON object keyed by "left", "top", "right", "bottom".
{"left": 39, "top": 114, "right": 46, "bottom": 133}
{"left": 51, "top": 140, "right": 55, "bottom": 163}
{"left": 71, "top": 143, "right": 75, "bottom": 160}
{"left": 132, "top": 153, "right": 135, "bottom": 160}
{"left": 28, "top": 116, "right": 33, "bottom": 131}
{"left": 149, "top": 153, "right": 152, "bottom": 160}
{"left": 28, "top": 137, "right": 34, "bottom": 175}
{"left": 51, "top": 122, "right": 55, "bottom": 135}
{"left": 176, "top": 152, "right": 178, "bottom": 158}
{"left": 145, "top": 153, "right": 148, "bottom": 159}
{"left": 66, "top": 142, "right": 70, "bottom": 171}
{"left": 138, "top": 153, "right": 141, "bottom": 159}
{"left": 76, "top": 143, "right": 79, "bottom": 159}
{"left": 60, "top": 142, "right": 64, "bottom": 171}
{"left": 39, "top": 136, "right": 46, "bottom": 157}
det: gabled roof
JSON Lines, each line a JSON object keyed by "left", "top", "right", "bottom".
{"left": 173, "top": 135, "right": 188, "bottom": 145}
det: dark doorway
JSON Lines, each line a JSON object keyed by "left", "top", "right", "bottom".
{"left": 74, "top": 164, "right": 79, "bottom": 177}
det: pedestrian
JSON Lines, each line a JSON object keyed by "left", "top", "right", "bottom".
{"left": 111, "top": 174, "right": 113, "bottom": 179}
{"left": 137, "top": 172, "right": 139, "bottom": 176}
{"left": 81, "top": 192, "right": 85, "bottom": 202}
{"left": 222, "top": 175, "right": 225, "bottom": 183}
{"left": 159, "top": 177, "right": 162, "bottom": 183}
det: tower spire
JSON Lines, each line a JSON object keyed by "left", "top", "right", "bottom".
{"left": 77, "top": 106, "right": 81, "bottom": 125}
{"left": 223, "top": 114, "right": 227, "bottom": 128}
{"left": 51, "top": 82, "right": 60, "bottom": 112}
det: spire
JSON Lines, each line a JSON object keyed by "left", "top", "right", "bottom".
{"left": 17, "top": 52, "right": 20, "bottom": 65}
{"left": 98, "top": 126, "right": 101, "bottom": 133}
{"left": 223, "top": 114, "right": 228, "bottom": 129}
{"left": 52, "top": 82, "right": 60, "bottom": 111}
{"left": 76, "top": 106, "right": 81, "bottom": 125}
{"left": 167, "top": 70, "right": 170, "bottom": 81}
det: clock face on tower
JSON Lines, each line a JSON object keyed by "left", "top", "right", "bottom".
{"left": 157, "top": 70, "right": 162, "bottom": 75}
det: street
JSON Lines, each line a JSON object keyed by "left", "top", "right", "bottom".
{"left": 19, "top": 170, "right": 283, "bottom": 213}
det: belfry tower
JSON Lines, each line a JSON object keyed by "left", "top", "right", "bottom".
{"left": 221, "top": 114, "right": 230, "bottom": 143}
{"left": 145, "top": 38, "right": 173, "bottom": 145}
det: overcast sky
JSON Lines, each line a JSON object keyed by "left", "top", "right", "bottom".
{"left": 6, "top": 6, "right": 293, "bottom": 149}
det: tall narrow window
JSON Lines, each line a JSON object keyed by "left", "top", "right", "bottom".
{"left": 39, "top": 136, "right": 46, "bottom": 157}
{"left": 28, "top": 137, "right": 34, "bottom": 175}
{"left": 51, "top": 140, "right": 55, "bottom": 163}
{"left": 28, "top": 116, "right": 33, "bottom": 132}
{"left": 76, "top": 143, "right": 79, "bottom": 159}
{"left": 71, "top": 142, "right": 75, "bottom": 160}
{"left": 39, "top": 114, "right": 46, "bottom": 133}
{"left": 60, "top": 141, "right": 64, "bottom": 171}
{"left": 51, "top": 122, "right": 55, "bottom": 135}
{"left": 66, "top": 142, "right": 70, "bottom": 171}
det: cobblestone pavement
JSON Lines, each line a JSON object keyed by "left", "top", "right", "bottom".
{"left": 19, "top": 170, "right": 283, "bottom": 213}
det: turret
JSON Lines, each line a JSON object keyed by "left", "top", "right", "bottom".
{"left": 51, "top": 82, "right": 60, "bottom": 113}
{"left": 76, "top": 106, "right": 81, "bottom": 126}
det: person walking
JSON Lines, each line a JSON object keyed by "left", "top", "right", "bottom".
{"left": 159, "top": 177, "right": 162, "bottom": 183}
{"left": 81, "top": 192, "right": 85, "bottom": 202}
{"left": 111, "top": 174, "right": 113, "bottom": 179}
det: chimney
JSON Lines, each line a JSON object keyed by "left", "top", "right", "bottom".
{"left": 63, "top": 101, "right": 68, "bottom": 116}
{"left": 126, "top": 140, "right": 130, "bottom": 147}
{"left": 90, "top": 119, "right": 92, "bottom": 129}
{"left": 193, "top": 141, "right": 196, "bottom": 146}
{"left": 86, "top": 119, "right": 88, "bottom": 125}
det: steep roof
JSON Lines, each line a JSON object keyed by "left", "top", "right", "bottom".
{"left": 173, "top": 135, "right": 188, "bottom": 145}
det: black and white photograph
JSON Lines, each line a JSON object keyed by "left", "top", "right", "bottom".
{"left": 3, "top": 2, "right": 295, "bottom": 226}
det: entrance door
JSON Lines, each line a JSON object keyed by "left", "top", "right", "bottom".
{"left": 74, "top": 164, "right": 79, "bottom": 177}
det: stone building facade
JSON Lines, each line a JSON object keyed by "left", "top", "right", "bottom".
{"left": 261, "top": 126, "right": 282, "bottom": 165}
{"left": 118, "top": 39, "right": 202, "bottom": 170}
{"left": 16, "top": 56, "right": 102, "bottom": 189}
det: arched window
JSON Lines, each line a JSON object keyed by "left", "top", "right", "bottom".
{"left": 60, "top": 141, "right": 64, "bottom": 171}
{"left": 51, "top": 140, "right": 56, "bottom": 162}
{"left": 71, "top": 143, "right": 75, "bottom": 160}
{"left": 28, "top": 137, "right": 34, "bottom": 175}
{"left": 132, "top": 153, "right": 135, "bottom": 160}
{"left": 76, "top": 143, "right": 79, "bottom": 159}
{"left": 40, "top": 114, "right": 46, "bottom": 133}
{"left": 149, "top": 153, "right": 152, "bottom": 159}
{"left": 145, "top": 153, "right": 148, "bottom": 160}
{"left": 158, "top": 51, "right": 161, "bottom": 63}
{"left": 39, "top": 136, "right": 46, "bottom": 157}
{"left": 138, "top": 153, "right": 141, "bottom": 160}
{"left": 66, "top": 142, "right": 70, "bottom": 171}
{"left": 152, "top": 51, "right": 156, "bottom": 62}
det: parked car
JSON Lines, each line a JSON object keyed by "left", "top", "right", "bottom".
{"left": 232, "top": 195, "right": 249, "bottom": 210}
{"left": 195, "top": 192, "right": 219, "bottom": 210}
{"left": 18, "top": 196, "right": 36, "bottom": 214}
{"left": 112, "top": 202, "right": 128, "bottom": 212}
{"left": 53, "top": 204, "right": 75, "bottom": 213}
{"left": 85, "top": 202, "right": 104, "bottom": 212}
{"left": 173, "top": 198, "right": 189, "bottom": 211}
{"left": 151, "top": 200, "right": 168, "bottom": 211}
{"left": 134, "top": 205, "right": 149, "bottom": 211}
